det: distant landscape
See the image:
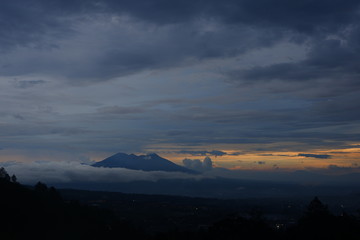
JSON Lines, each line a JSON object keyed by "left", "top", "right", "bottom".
{"left": 2, "top": 166, "right": 360, "bottom": 239}
{"left": 2, "top": 0, "right": 360, "bottom": 239}
{"left": 4, "top": 152, "right": 360, "bottom": 199}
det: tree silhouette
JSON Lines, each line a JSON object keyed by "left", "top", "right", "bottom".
{"left": 11, "top": 174, "right": 17, "bottom": 183}
{"left": 0, "top": 167, "right": 10, "bottom": 182}
{"left": 305, "top": 196, "right": 330, "bottom": 218}
{"left": 34, "top": 181, "right": 48, "bottom": 192}
{"left": 291, "top": 196, "right": 360, "bottom": 240}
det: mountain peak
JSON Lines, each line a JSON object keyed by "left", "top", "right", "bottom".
{"left": 92, "top": 152, "right": 196, "bottom": 174}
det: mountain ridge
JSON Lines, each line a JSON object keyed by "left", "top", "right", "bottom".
{"left": 92, "top": 152, "right": 196, "bottom": 174}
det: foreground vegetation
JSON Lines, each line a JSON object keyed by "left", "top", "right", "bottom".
{"left": 1, "top": 167, "right": 360, "bottom": 240}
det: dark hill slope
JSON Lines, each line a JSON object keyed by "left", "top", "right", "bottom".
{"left": 92, "top": 152, "right": 196, "bottom": 173}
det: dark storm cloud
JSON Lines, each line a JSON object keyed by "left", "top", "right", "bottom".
{"left": 231, "top": 35, "right": 360, "bottom": 84}
{"left": 100, "top": 0, "right": 360, "bottom": 31}
{"left": 216, "top": 2, "right": 360, "bottom": 107}
{"left": 1, "top": 0, "right": 360, "bottom": 159}
{"left": 2, "top": 0, "right": 360, "bottom": 48}
{"left": 0, "top": 15, "right": 276, "bottom": 82}
{"left": 0, "top": 0, "right": 83, "bottom": 51}
{"left": 2, "top": 0, "right": 359, "bottom": 83}
{"left": 228, "top": 27, "right": 360, "bottom": 108}
{"left": 298, "top": 153, "right": 332, "bottom": 159}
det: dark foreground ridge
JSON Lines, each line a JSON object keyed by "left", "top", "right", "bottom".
{"left": 2, "top": 167, "right": 360, "bottom": 240}
{"left": 92, "top": 152, "right": 196, "bottom": 173}
{"left": 0, "top": 167, "right": 140, "bottom": 240}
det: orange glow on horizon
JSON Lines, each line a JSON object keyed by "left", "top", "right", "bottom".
{"left": 146, "top": 142, "right": 360, "bottom": 171}
{"left": 1, "top": 143, "right": 360, "bottom": 172}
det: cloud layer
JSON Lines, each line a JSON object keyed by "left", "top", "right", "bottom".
{"left": 5, "top": 161, "right": 202, "bottom": 185}
{"left": 3, "top": 160, "right": 360, "bottom": 192}
{"left": 0, "top": 1, "right": 360, "bottom": 169}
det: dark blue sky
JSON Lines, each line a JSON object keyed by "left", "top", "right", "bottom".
{"left": 0, "top": 0, "right": 360, "bottom": 171}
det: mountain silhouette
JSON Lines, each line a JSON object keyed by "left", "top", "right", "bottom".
{"left": 92, "top": 152, "right": 196, "bottom": 173}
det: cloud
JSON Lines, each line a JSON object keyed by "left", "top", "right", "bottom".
{"left": 258, "top": 153, "right": 297, "bottom": 157}
{"left": 178, "top": 150, "right": 227, "bottom": 156}
{"left": 182, "top": 156, "right": 213, "bottom": 172}
{"left": 1, "top": 0, "right": 359, "bottom": 84}
{"left": 230, "top": 38, "right": 360, "bottom": 83}
{"left": 298, "top": 153, "right": 332, "bottom": 159}
{"left": 13, "top": 80, "right": 46, "bottom": 89}
{"left": 7, "top": 0, "right": 350, "bottom": 83}
{"left": 227, "top": 26, "right": 360, "bottom": 104}
{"left": 0, "top": 0, "right": 359, "bottom": 164}
{"left": 0, "top": 17, "right": 272, "bottom": 83}
{"left": 327, "top": 164, "right": 352, "bottom": 171}
{"left": 97, "top": 105, "right": 146, "bottom": 115}
{"left": 304, "top": 164, "right": 360, "bottom": 176}
{"left": 99, "top": 0, "right": 360, "bottom": 32}
{"left": 0, "top": 123, "right": 88, "bottom": 137}
{"left": 0, "top": 1, "right": 80, "bottom": 52}
{"left": 256, "top": 161, "right": 266, "bottom": 165}
{"left": 3, "top": 160, "right": 360, "bottom": 191}
{"left": 227, "top": 152, "right": 245, "bottom": 156}
{"left": 4, "top": 161, "right": 202, "bottom": 185}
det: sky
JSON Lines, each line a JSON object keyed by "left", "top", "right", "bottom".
{"left": 1, "top": 0, "right": 360, "bottom": 174}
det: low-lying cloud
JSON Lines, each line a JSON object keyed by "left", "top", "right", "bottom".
{"left": 2, "top": 160, "right": 360, "bottom": 193}
{"left": 182, "top": 157, "right": 213, "bottom": 172}
{"left": 3, "top": 161, "right": 203, "bottom": 185}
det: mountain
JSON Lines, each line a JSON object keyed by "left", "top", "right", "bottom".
{"left": 92, "top": 152, "right": 196, "bottom": 173}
